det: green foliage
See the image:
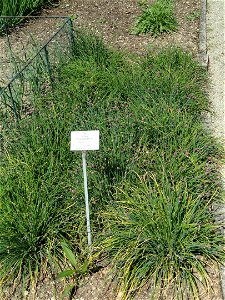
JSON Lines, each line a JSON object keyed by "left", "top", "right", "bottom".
{"left": 0, "top": 31, "right": 224, "bottom": 298}
{"left": 57, "top": 242, "right": 89, "bottom": 298}
{"left": 0, "top": 0, "right": 57, "bottom": 30}
{"left": 0, "top": 111, "right": 88, "bottom": 287}
{"left": 132, "top": 0, "right": 178, "bottom": 36}
{"left": 99, "top": 176, "right": 225, "bottom": 299}
{"left": 0, "top": 0, "right": 55, "bottom": 15}
{"left": 186, "top": 10, "right": 201, "bottom": 21}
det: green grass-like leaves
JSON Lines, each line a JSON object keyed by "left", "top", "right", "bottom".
{"left": 100, "top": 176, "right": 224, "bottom": 299}
{"left": 0, "top": 0, "right": 57, "bottom": 30}
{"left": 0, "top": 31, "right": 224, "bottom": 298}
{"left": 132, "top": 0, "right": 178, "bottom": 36}
{"left": 0, "top": 0, "right": 55, "bottom": 16}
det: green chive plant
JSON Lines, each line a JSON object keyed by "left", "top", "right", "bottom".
{"left": 0, "top": 30, "right": 223, "bottom": 299}
{"left": 99, "top": 174, "right": 225, "bottom": 299}
{"left": 132, "top": 0, "right": 178, "bottom": 36}
{"left": 0, "top": 1, "right": 58, "bottom": 30}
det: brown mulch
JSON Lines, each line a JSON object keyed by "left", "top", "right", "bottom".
{"left": 43, "top": 0, "right": 200, "bottom": 55}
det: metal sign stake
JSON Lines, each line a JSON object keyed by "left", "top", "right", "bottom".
{"left": 82, "top": 150, "right": 92, "bottom": 247}
{"left": 70, "top": 130, "right": 99, "bottom": 248}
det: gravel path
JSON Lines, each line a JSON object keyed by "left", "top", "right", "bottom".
{"left": 206, "top": 0, "right": 225, "bottom": 299}
{"left": 207, "top": 0, "right": 225, "bottom": 138}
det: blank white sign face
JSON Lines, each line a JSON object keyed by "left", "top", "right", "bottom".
{"left": 70, "top": 130, "right": 100, "bottom": 151}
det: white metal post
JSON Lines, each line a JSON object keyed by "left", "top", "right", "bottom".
{"left": 82, "top": 151, "right": 92, "bottom": 247}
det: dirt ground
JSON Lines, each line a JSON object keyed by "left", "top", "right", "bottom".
{"left": 0, "top": 0, "right": 224, "bottom": 299}
{"left": 42, "top": 0, "right": 200, "bottom": 54}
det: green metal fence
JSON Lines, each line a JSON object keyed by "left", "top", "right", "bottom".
{"left": 0, "top": 16, "right": 75, "bottom": 126}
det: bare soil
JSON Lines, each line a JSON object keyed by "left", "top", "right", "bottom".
{"left": 43, "top": 0, "right": 200, "bottom": 55}
{"left": 0, "top": 0, "right": 223, "bottom": 299}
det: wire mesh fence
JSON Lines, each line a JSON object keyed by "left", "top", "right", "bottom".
{"left": 0, "top": 16, "right": 75, "bottom": 127}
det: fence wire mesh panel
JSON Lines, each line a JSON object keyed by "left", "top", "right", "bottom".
{"left": 0, "top": 16, "right": 75, "bottom": 126}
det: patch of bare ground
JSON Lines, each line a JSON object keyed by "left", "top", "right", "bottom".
{"left": 0, "top": 0, "right": 200, "bottom": 86}
{"left": 43, "top": 0, "right": 200, "bottom": 55}
{"left": 0, "top": 0, "right": 223, "bottom": 299}
{"left": 0, "top": 16, "right": 69, "bottom": 86}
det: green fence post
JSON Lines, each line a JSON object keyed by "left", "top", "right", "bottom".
{"left": 8, "top": 85, "right": 19, "bottom": 121}
{"left": 68, "top": 17, "right": 75, "bottom": 55}
{"left": 43, "top": 46, "right": 54, "bottom": 84}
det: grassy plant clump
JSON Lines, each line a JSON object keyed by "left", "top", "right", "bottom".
{"left": 132, "top": 0, "right": 178, "bottom": 36}
{"left": 0, "top": 113, "right": 88, "bottom": 286}
{"left": 99, "top": 176, "right": 224, "bottom": 299}
{"left": 0, "top": 0, "right": 57, "bottom": 30}
{"left": 0, "top": 31, "right": 224, "bottom": 298}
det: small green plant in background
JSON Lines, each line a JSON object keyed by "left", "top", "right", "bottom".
{"left": 0, "top": 0, "right": 58, "bottom": 30}
{"left": 186, "top": 10, "right": 201, "bottom": 21}
{"left": 0, "top": 0, "right": 57, "bottom": 16}
{"left": 132, "top": 0, "right": 178, "bottom": 36}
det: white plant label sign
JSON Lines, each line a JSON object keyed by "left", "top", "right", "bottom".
{"left": 70, "top": 130, "right": 100, "bottom": 151}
